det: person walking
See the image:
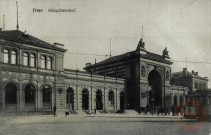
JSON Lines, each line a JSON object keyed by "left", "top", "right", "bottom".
{"left": 53, "top": 105, "right": 57, "bottom": 117}
{"left": 65, "top": 108, "right": 69, "bottom": 117}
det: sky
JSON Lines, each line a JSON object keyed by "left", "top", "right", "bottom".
{"left": 0, "top": 0, "right": 210, "bottom": 87}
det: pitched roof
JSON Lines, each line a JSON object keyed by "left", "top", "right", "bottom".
{"left": 0, "top": 30, "right": 66, "bottom": 52}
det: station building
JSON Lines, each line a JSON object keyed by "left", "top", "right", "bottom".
{"left": 0, "top": 29, "right": 125, "bottom": 113}
{"left": 84, "top": 38, "right": 189, "bottom": 110}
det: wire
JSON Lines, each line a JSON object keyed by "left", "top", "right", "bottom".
{"left": 65, "top": 51, "right": 108, "bottom": 57}
{"left": 171, "top": 60, "right": 211, "bottom": 64}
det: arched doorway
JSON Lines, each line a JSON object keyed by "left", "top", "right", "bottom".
{"left": 25, "top": 83, "right": 36, "bottom": 105}
{"left": 108, "top": 90, "right": 114, "bottom": 105}
{"left": 66, "top": 87, "right": 74, "bottom": 110}
{"left": 96, "top": 90, "right": 103, "bottom": 110}
{"left": 120, "top": 92, "right": 125, "bottom": 111}
{"left": 5, "top": 82, "right": 17, "bottom": 105}
{"left": 148, "top": 70, "right": 162, "bottom": 107}
{"left": 174, "top": 95, "right": 177, "bottom": 106}
{"left": 82, "top": 89, "right": 89, "bottom": 110}
{"left": 43, "top": 85, "right": 52, "bottom": 110}
{"left": 180, "top": 95, "right": 183, "bottom": 106}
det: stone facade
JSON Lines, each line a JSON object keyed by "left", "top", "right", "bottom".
{"left": 84, "top": 38, "right": 188, "bottom": 110}
{"left": 0, "top": 30, "right": 125, "bottom": 113}
{"left": 171, "top": 68, "right": 209, "bottom": 92}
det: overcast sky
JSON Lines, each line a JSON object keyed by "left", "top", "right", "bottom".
{"left": 0, "top": 0, "right": 210, "bottom": 87}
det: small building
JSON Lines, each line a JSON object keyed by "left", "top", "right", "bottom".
{"left": 171, "top": 68, "right": 209, "bottom": 92}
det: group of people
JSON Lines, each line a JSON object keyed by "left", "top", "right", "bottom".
{"left": 53, "top": 105, "right": 70, "bottom": 117}
{"left": 53, "top": 105, "right": 98, "bottom": 117}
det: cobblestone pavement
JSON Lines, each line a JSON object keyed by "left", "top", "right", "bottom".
{"left": 0, "top": 115, "right": 210, "bottom": 135}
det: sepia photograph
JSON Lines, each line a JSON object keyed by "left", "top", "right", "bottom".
{"left": 0, "top": 0, "right": 210, "bottom": 135}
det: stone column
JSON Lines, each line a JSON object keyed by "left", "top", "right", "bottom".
{"left": 77, "top": 86, "right": 82, "bottom": 111}
{"left": 89, "top": 87, "right": 91, "bottom": 111}
{"left": 73, "top": 85, "right": 77, "bottom": 111}
{"left": 18, "top": 79, "right": 24, "bottom": 110}
{"left": 2, "top": 83, "right": 5, "bottom": 110}
{"left": 37, "top": 81, "right": 42, "bottom": 110}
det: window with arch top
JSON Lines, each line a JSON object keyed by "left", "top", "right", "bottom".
{"left": 23, "top": 52, "right": 29, "bottom": 66}
{"left": 47, "top": 56, "right": 52, "bottom": 69}
{"left": 3, "top": 49, "right": 9, "bottom": 63}
{"left": 108, "top": 90, "right": 114, "bottom": 105}
{"left": 11, "top": 50, "right": 17, "bottom": 65}
{"left": 30, "top": 53, "right": 36, "bottom": 67}
{"left": 41, "top": 55, "right": 46, "bottom": 69}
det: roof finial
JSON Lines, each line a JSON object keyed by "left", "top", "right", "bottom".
{"left": 142, "top": 26, "right": 143, "bottom": 40}
{"left": 16, "top": 1, "right": 19, "bottom": 30}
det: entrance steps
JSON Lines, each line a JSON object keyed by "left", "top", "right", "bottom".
{"left": 124, "top": 109, "right": 138, "bottom": 115}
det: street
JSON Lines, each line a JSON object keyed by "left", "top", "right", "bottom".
{"left": 0, "top": 115, "right": 210, "bottom": 135}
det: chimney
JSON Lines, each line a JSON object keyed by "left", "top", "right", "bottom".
{"left": 53, "top": 42, "right": 64, "bottom": 48}
{"left": 196, "top": 72, "right": 198, "bottom": 76}
{"left": 0, "top": 28, "right": 2, "bottom": 31}
{"left": 183, "top": 68, "right": 187, "bottom": 77}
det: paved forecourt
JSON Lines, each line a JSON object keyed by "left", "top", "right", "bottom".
{"left": 0, "top": 115, "right": 210, "bottom": 135}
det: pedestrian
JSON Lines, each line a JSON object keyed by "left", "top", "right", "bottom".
{"left": 53, "top": 105, "right": 57, "bottom": 117}
{"left": 65, "top": 108, "right": 69, "bottom": 117}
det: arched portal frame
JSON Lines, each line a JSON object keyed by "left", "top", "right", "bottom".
{"left": 147, "top": 69, "right": 163, "bottom": 107}
{"left": 96, "top": 89, "right": 103, "bottom": 110}
{"left": 5, "top": 82, "right": 18, "bottom": 105}
{"left": 66, "top": 87, "right": 74, "bottom": 110}
{"left": 24, "top": 83, "right": 36, "bottom": 105}
{"left": 82, "top": 89, "right": 89, "bottom": 110}
{"left": 120, "top": 91, "right": 125, "bottom": 111}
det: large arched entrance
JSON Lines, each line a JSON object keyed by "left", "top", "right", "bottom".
{"left": 96, "top": 90, "right": 103, "bottom": 110}
{"left": 5, "top": 82, "right": 17, "bottom": 105}
{"left": 82, "top": 89, "right": 89, "bottom": 110}
{"left": 42, "top": 85, "right": 52, "bottom": 110}
{"left": 120, "top": 92, "right": 125, "bottom": 111}
{"left": 25, "top": 83, "right": 36, "bottom": 105}
{"left": 148, "top": 70, "right": 162, "bottom": 107}
{"left": 66, "top": 87, "right": 74, "bottom": 110}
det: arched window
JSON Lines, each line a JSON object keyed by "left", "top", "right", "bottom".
{"left": 66, "top": 88, "right": 74, "bottom": 110}
{"left": 41, "top": 55, "right": 46, "bottom": 69}
{"left": 30, "top": 53, "right": 36, "bottom": 67}
{"left": 180, "top": 95, "right": 183, "bottom": 106}
{"left": 3, "top": 49, "right": 9, "bottom": 63}
{"left": 25, "top": 83, "right": 36, "bottom": 104}
{"left": 96, "top": 90, "right": 103, "bottom": 110}
{"left": 11, "top": 50, "right": 17, "bottom": 65}
{"left": 43, "top": 85, "right": 52, "bottom": 104}
{"left": 174, "top": 95, "right": 177, "bottom": 106}
{"left": 82, "top": 89, "right": 89, "bottom": 110}
{"left": 23, "top": 52, "right": 29, "bottom": 66}
{"left": 109, "top": 90, "right": 114, "bottom": 105}
{"left": 47, "top": 57, "right": 52, "bottom": 69}
{"left": 5, "top": 82, "right": 17, "bottom": 104}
